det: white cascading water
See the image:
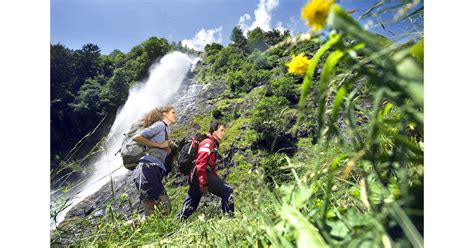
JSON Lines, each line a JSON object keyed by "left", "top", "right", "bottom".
{"left": 52, "top": 51, "right": 199, "bottom": 228}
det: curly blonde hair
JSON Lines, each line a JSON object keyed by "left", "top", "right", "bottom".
{"left": 140, "top": 106, "right": 175, "bottom": 128}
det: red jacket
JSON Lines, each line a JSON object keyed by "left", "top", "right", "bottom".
{"left": 192, "top": 134, "right": 219, "bottom": 188}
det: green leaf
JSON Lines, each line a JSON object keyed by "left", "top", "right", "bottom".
{"left": 322, "top": 154, "right": 348, "bottom": 226}
{"left": 393, "top": 50, "right": 424, "bottom": 107}
{"left": 316, "top": 49, "right": 345, "bottom": 141}
{"left": 345, "top": 88, "right": 363, "bottom": 147}
{"left": 386, "top": 201, "right": 424, "bottom": 248}
{"left": 382, "top": 102, "right": 393, "bottom": 117}
{"left": 331, "top": 86, "right": 347, "bottom": 125}
{"left": 328, "top": 220, "right": 351, "bottom": 238}
{"left": 280, "top": 204, "right": 329, "bottom": 248}
{"left": 410, "top": 38, "right": 424, "bottom": 63}
{"left": 328, "top": 5, "right": 389, "bottom": 50}
{"left": 296, "top": 33, "right": 341, "bottom": 128}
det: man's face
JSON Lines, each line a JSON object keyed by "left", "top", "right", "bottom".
{"left": 214, "top": 125, "right": 225, "bottom": 141}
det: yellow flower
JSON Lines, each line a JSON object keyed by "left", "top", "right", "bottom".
{"left": 301, "top": 0, "right": 334, "bottom": 31}
{"left": 286, "top": 53, "right": 310, "bottom": 76}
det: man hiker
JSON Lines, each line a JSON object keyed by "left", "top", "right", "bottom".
{"left": 176, "top": 121, "right": 234, "bottom": 219}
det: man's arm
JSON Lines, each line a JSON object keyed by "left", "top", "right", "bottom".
{"left": 195, "top": 140, "right": 213, "bottom": 192}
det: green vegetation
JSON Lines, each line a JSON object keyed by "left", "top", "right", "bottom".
{"left": 51, "top": 37, "right": 177, "bottom": 175}
{"left": 51, "top": 1, "right": 423, "bottom": 247}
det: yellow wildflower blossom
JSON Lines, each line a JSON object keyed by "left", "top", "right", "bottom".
{"left": 286, "top": 53, "right": 310, "bottom": 76}
{"left": 301, "top": 0, "right": 334, "bottom": 31}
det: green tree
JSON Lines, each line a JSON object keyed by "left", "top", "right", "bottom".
{"left": 124, "top": 37, "right": 171, "bottom": 81}
{"left": 99, "top": 55, "right": 115, "bottom": 78}
{"left": 100, "top": 68, "right": 135, "bottom": 112}
{"left": 251, "top": 96, "right": 294, "bottom": 152}
{"left": 73, "top": 43, "right": 102, "bottom": 92}
{"left": 263, "top": 28, "right": 291, "bottom": 47}
{"left": 212, "top": 46, "right": 245, "bottom": 74}
{"left": 246, "top": 27, "right": 267, "bottom": 52}
{"left": 225, "top": 62, "right": 272, "bottom": 94}
{"left": 70, "top": 75, "right": 107, "bottom": 114}
{"left": 51, "top": 43, "right": 75, "bottom": 100}
{"left": 51, "top": 43, "right": 76, "bottom": 159}
{"left": 230, "top": 26, "right": 247, "bottom": 51}
{"left": 142, "top": 37, "right": 170, "bottom": 64}
{"left": 266, "top": 75, "right": 299, "bottom": 104}
{"left": 204, "top": 42, "right": 224, "bottom": 57}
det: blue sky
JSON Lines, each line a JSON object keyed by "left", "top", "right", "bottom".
{"left": 51, "top": 0, "right": 423, "bottom": 54}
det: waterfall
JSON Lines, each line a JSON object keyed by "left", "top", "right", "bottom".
{"left": 51, "top": 51, "right": 199, "bottom": 228}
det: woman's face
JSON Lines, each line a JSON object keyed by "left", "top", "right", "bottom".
{"left": 164, "top": 108, "right": 177, "bottom": 124}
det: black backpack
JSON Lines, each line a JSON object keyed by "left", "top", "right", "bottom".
{"left": 177, "top": 133, "right": 208, "bottom": 175}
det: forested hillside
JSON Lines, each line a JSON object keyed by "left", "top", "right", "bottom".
{"left": 51, "top": 1, "right": 423, "bottom": 247}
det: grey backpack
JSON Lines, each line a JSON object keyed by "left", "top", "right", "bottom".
{"left": 120, "top": 121, "right": 147, "bottom": 170}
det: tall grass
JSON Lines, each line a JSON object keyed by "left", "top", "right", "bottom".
{"left": 287, "top": 2, "right": 423, "bottom": 247}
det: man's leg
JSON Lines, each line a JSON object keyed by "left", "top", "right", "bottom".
{"left": 176, "top": 184, "right": 202, "bottom": 220}
{"left": 207, "top": 174, "right": 234, "bottom": 215}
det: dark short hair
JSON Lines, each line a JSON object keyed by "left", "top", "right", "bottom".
{"left": 209, "top": 121, "right": 225, "bottom": 134}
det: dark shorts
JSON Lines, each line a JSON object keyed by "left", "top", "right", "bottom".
{"left": 132, "top": 161, "right": 165, "bottom": 201}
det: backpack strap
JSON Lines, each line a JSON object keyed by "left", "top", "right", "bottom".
{"left": 159, "top": 121, "right": 169, "bottom": 154}
{"left": 160, "top": 121, "right": 169, "bottom": 141}
{"left": 189, "top": 137, "right": 216, "bottom": 183}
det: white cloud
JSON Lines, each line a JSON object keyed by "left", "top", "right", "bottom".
{"left": 238, "top": 13, "right": 252, "bottom": 33}
{"left": 238, "top": 0, "right": 280, "bottom": 34}
{"left": 285, "top": 16, "right": 299, "bottom": 35}
{"left": 181, "top": 26, "right": 223, "bottom": 51}
{"left": 275, "top": 21, "right": 286, "bottom": 34}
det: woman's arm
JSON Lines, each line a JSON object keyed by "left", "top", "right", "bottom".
{"left": 132, "top": 135, "right": 170, "bottom": 149}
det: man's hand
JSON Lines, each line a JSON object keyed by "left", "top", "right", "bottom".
{"left": 200, "top": 186, "right": 208, "bottom": 194}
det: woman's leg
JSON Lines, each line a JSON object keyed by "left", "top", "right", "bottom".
{"left": 158, "top": 189, "right": 171, "bottom": 215}
{"left": 143, "top": 199, "right": 158, "bottom": 216}
{"left": 133, "top": 162, "right": 164, "bottom": 217}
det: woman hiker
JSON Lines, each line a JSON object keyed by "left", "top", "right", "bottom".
{"left": 131, "top": 106, "right": 177, "bottom": 217}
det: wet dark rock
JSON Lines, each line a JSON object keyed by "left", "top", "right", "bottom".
{"left": 65, "top": 171, "right": 141, "bottom": 221}
{"left": 92, "top": 208, "right": 105, "bottom": 218}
